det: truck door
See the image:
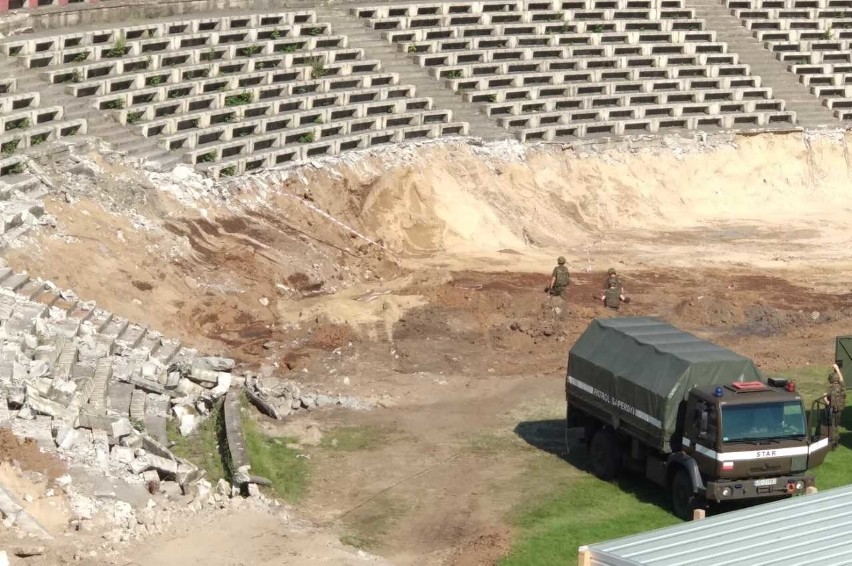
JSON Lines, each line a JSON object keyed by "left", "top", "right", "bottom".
{"left": 685, "top": 397, "right": 718, "bottom": 475}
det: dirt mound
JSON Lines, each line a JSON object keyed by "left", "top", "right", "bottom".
{"left": 0, "top": 427, "right": 65, "bottom": 480}
{"left": 672, "top": 296, "right": 747, "bottom": 327}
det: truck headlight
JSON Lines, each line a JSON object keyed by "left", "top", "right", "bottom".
{"left": 722, "top": 487, "right": 732, "bottom": 497}
{"left": 795, "top": 481, "right": 804, "bottom": 491}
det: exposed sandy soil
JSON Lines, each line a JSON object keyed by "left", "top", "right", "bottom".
{"left": 6, "top": 131, "right": 852, "bottom": 565}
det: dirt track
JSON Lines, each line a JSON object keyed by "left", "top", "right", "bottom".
{"left": 5, "top": 132, "right": 852, "bottom": 564}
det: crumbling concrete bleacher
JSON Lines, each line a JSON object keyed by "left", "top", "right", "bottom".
{"left": 727, "top": 0, "right": 852, "bottom": 120}
{"left": 1, "top": 11, "right": 468, "bottom": 177}
{"left": 0, "top": 264, "right": 232, "bottom": 490}
{"left": 354, "top": 0, "right": 797, "bottom": 140}
{"left": 0, "top": 76, "right": 79, "bottom": 235}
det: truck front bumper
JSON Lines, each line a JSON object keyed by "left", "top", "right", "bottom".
{"left": 706, "top": 475, "right": 814, "bottom": 502}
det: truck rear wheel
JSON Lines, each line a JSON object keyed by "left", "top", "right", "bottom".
{"left": 670, "top": 468, "right": 698, "bottom": 521}
{"left": 589, "top": 428, "right": 620, "bottom": 480}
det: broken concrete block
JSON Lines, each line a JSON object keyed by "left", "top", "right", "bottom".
{"left": 215, "top": 479, "right": 231, "bottom": 498}
{"left": 54, "top": 425, "right": 78, "bottom": 450}
{"left": 165, "top": 371, "right": 181, "bottom": 389}
{"left": 25, "top": 387, "right": 66, "bottom": 418}
{"left": 194, "top": 357, "right": 236, "bottom": 372}
{"left": 129, "top": 458, "right": 150, "bottom": 475}
{"left": 247, "top": 483, "right": 261, "bottom": 498}
{"left": 110, "top": 446, "right": 134, "bottom": 464}
{"left": 141, "top": 471, "right": 160, "bottom": 494}
{"left": 178, "top": 414, "right": 196, "bottom": 437}
{"left": 195, "top": 479, "right": 212, "bottom": 502}
{"left": 110, "top": 418, "right": 133, "bottom": 442}
{"left": 188, "top": 366, "right": 218, "bottom": 387}
{"left": 93, "top": 430, "right": 109, "bottom": 469}
{"left": 147, "top": 454, "right": 178, "bottom": 475}
{"left": 175, "top": 378, "right": 205, "bottom": 397}
{"left": 120, "top": 430, "right": 143, "bottom": 448}
{"left": 210, "top": 372, "right": 232, "bottom": 397}
{"left": 176, "top": 462, "right": 199, "bottom": 486}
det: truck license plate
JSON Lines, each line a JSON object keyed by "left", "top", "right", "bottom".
{"left": 754, "top": 478, "right": 777, "bottom": 487}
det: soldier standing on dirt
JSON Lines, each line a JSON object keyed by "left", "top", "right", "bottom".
{"left": 547, "top": 256, "right": 570, "bottom": 297}
{"left": 822, "top": 362, "right": 846, "bottom": 447}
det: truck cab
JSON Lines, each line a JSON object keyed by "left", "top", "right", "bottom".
{"left": 678, "top": 379, "right": 830, "bottom": 515}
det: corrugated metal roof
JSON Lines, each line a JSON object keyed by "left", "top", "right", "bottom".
{"left": 583, "top": 485, "right": 852, "bottom": 566}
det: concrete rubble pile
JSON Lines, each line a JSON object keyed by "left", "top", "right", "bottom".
{"left": 244, "top": 374, "right": 373, "bottom": 419}
{"left": 0, "top": 266, "right": 238, "bottom": 495}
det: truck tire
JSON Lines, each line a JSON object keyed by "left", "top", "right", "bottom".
{"left": 589, "top": 428, "right": 620, "bottom": 480}
{"left": 670, "top": 468, "right": 698, "bottom": 521}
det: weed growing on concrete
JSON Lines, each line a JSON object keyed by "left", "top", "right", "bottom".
{"left": 1, "top": 139, "right": 20, "bottom": 155}
{"left": 224, "top": 91, "right": 254, "bottom": 106}
{"left": 106, "top": 34, "right": 128, "bottom": 58}
{"left": 73, "top": 51, "right": 90, "bottom": 63}
{"left": 105, "top": 99, "right": 125, "bottom": 110}
{"left": 446, "top": 70, "right": 463, "bottom": 79}
{"left": 270, "top": 28, "right": 281, "bottom": 40}
{"left": 590, "top": 24, "right": 605, "bottom": 33}
{"left": 407, "top": 44, "right": 419, "bottom": 53}
{"left": 7, "top": 162, "right": 24, "bottom": 175}
{"left": 220, "top": 165, "right": 237, "bottom": 177}
{"left": 197, "top": 151, "right": 217, "bottom": 163}
{"left": 146, "top": 75, "right": 164, "bottom": 86}
{"left": 8, "top": 117, "right": 31, "bottom": 130}
{"left": 298, "top": 132, "right": 315, "bottom": 143}
{"left": 309, "top": 57, "right": 328, "bottom": 79}
{"left": 822, "top": 27, "right": 833, "bottom": 40}
{"left": 30, "top": 133, "right": 48, "bottom": 146}
{"left": 238, "top": 45, "right": 263, "bottom": 57}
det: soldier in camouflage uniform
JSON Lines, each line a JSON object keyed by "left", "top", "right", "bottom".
{"left": 604, "top": 267, "right": 623, "bottom": 293}
{"left": 547, "top": 256, "right": 570, "bottom": 297}
{"left": 822, "top": 363, "right": 846, "bottom": 448}
{"left": 601, "top": 278, "right": 626, "bottom": 309}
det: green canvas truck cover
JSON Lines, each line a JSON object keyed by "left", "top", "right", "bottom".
{"left": 567, "top": 317, "right": 763, "bottom": 452}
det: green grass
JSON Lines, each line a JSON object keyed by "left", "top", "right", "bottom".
{"left": 320, "top": 426, "right": 387, "bottom": 451}
{"left": 242, "top": 414, "right": 309, "bottom": 502}
{"left": 338, "top": 492, "right": 407, "bottom": 551}
{"left": 167, "top": 401, "right": 228, "bottom": 484}
{"left": 501, "top": 365, "right": 852, "bottom": 565}
{"left": 501, "top": 474, "right": 679, "bottom": 566}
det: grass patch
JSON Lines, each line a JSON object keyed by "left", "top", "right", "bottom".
{"left": 500, "top": 473, "right": 679, "bottom": 566}
{"left": 242, "top": 414, "right": 309, "bottom": 503}
{"left": 167, "top": 401, "right": 228, "bottom": 484}
{"left": 320, "top": 426, "right": 387, "bottom": 451}
{"left": 338, "top": 492, "right": 406, "bottom": 551}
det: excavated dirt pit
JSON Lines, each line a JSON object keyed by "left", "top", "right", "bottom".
{"left": 6, "top": 131, "right": 852, "bottom": 564}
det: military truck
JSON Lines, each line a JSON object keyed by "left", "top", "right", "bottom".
{"left": 566, "top": 317, "right": 834, "bottom": 520}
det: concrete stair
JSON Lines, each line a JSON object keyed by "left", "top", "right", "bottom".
{"left": 0, "top": 53, "right": 182, "bottom": 170}
{"left": 317, "top": 6, "right": 513, "bottom": 141}
{"left": 685, "top": 0, "right": 839, "bottom": 128}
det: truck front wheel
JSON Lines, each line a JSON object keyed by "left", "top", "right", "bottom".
{"left": 589, "top": 428, "right": 620, "bottom": 480}
{"left": 670, "top": 468, "right": 698, "bottom": 521}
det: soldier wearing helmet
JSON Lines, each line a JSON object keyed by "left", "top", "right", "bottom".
{"left": 547, "top": 256, "right": 570, "bottom": 297}
{"left": 602, "top": 267, "right": 628, "bottom": 305}
{"left": 822, "top": 362, "right": 846, "bottom": 448}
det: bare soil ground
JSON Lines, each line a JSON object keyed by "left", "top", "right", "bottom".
{"left": 5, "top": 132, "right": 852, "bottom": 565}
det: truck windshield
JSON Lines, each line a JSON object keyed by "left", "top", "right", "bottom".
{"left": 721, "top": 402, "right": 806, "bottom": 442}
